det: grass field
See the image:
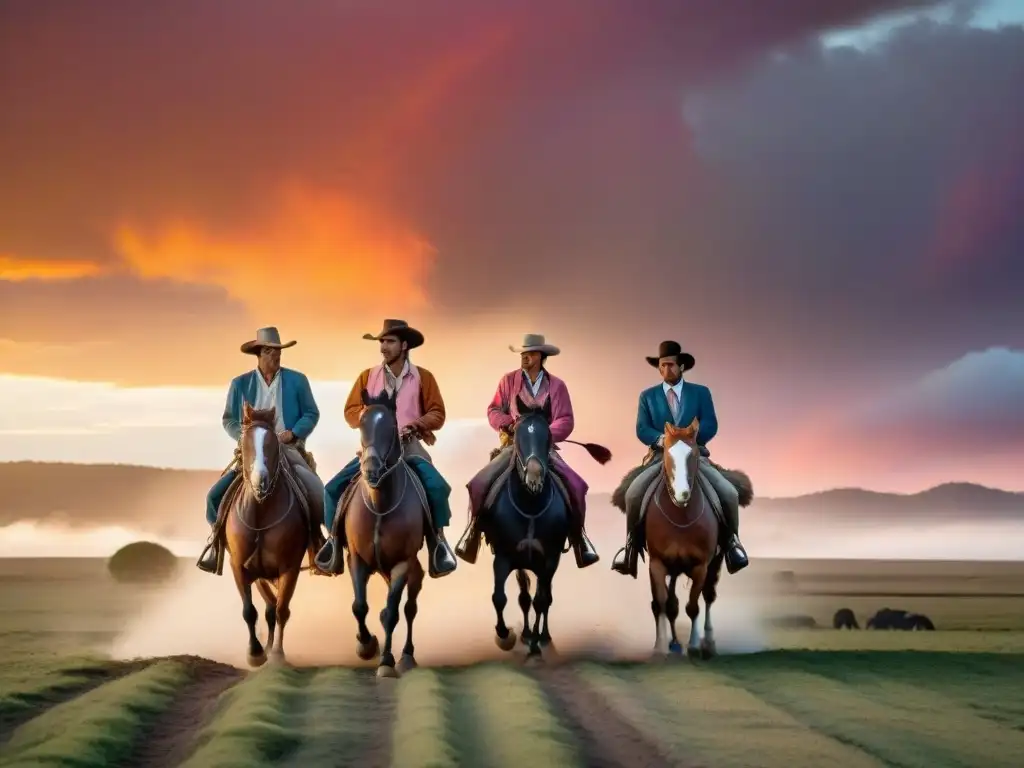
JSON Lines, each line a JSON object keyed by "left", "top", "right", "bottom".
{"left": 2, "top": 557, "right": 1024, "bottom": 767}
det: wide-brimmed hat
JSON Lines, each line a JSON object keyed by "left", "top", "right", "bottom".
{"left": 509, "top": 333, "right": 560, "bottom": 356}
{"left": 645, "top": 340, "right": 695, "bottom": 371}
{"left": 362, "top": 319, "right": 425, "bottom": 349}
{"left": 240, "top": 327, "right": 297, "bottom": 355}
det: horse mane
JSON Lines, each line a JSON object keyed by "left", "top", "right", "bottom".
{"left": 244, "top": 407, "right": 278, "bottom": 430}
{"left": 361, "top": 387, "right": 397, "bottom": 411}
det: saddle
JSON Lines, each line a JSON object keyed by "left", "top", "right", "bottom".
{"left": 482, "top": 461, "right": 572, "bottom": 514}
{"left": 211, "top": 448, "right": 321, "bottom": 574}
{"left": 330, "top": 460, "right": 431, "bottom": 539}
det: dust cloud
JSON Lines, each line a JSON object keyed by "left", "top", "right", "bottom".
{"left": 109, "top": 523, "right": 772, "bottom": 668}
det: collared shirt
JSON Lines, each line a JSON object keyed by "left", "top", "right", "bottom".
{"left": 383, "top": 358, "right": 412, "bottom": 396}
{"left": 522, "top": 369, "right": 545, "bottom": 398}
{"left": 662, "top": 378, "right": 684, "bottom": 423}
{"left": 254, "top": 370, "right": 286, "bottom": 433}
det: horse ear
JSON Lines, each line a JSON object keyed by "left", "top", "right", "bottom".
{"left": 688, "top": 417, "right": 699, "bottom": 434}
{"left": 360, "top": 388, "right": 371, "bottom": 406}
{"left": 514, "top": 394, "right": 528, "bottom": 415}
{"left": 542, "top": 397, "right": 553, "bottom": 423}
{"left": 242, "top": 402, "right": 253, "bottom": 421}
{"left": 387, "top": 389, "right": 398, "bottom": 410}
{"left": 266, "top": 406, "right": 277, "bottom": 426}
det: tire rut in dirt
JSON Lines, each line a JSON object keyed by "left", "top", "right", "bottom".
{"left": 116, "top": 655, "right": 243, "bottom": 768}
{"left": 532, "top": 667, "right": 705, "bottom": 768}
{"left": 0, "top": 658, "right": 152, "bottom": 746}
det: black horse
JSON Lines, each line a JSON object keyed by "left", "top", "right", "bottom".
{"left": 481, "top": 395, "right": 569, "bottom": 659}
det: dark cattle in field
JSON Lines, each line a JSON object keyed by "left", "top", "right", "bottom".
{"left": 866, "top": 607, "right": 935, "bottom": 631}
{"left": 833, "top": 608, "right": 858, "bottom": 629}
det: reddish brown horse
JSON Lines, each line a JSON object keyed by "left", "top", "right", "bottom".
{"left": 343, "top": 388, "right": 427, "bottom": 678}
{"left": 225, "top": 403, "right": 311, "bottom": 667}
{"left": 645, "top": 419, "right": 751, "bottom": 659}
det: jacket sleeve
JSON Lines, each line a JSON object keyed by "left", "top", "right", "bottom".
{"left": 415, "top": 368, "right": 446, "bottom": 432}
{"left": 221, "top": 377, "right": 243, "bottom": 442}
{"left": 548, "top": 379, "right": 575, "bottom": 443}
{"left": 487, "top": 375, "right": 515, "bottom": 432}
{"left": 697, "top": 386, "right": 719, "bottom": 445}
{"left": 343, "top": 371, "right": 369, "bottom": 429}
{"left": 291, "top": 372, "right": 320, "bottom": 440}
{"left": 635, "top": 390, "right": 662, "bottom": 447}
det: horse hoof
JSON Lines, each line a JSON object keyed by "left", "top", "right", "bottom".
{"left": 495, "top": 631, "right": 517, "bottom": 652}
{"left": 268, "top": 650, "right": 286, "bottom": 666}
{"left": 397, "top": 654, "right": 418, "bottom": 674}
{"left": 668, "top": 640, "right": 683, "bottom": 655}
{"left": 524, "top": 651, "right": 543, "bottom": 666}
{"left": 687, "top": 646, "right": 702, "bottom": 660}
{"left": 701, "top": 641, "right": 717, "bottom": 660}
{"left": 247, "top": 652, "right": 267, "bottom": 668}
{"left": 376, "top": 664, "right": 399, "bottom": 679}
{"left": 357, "top": 635, "right": 380, "bottom": 661}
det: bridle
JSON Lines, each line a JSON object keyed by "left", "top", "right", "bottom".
{"left": 512, "top": 412, "right": 550, "bottom": 488}
{"left": 241, "top": 423, "right": 281, "bottom": 504}
{"left": 658, "top": 437, "right": 707, "bottom": 527}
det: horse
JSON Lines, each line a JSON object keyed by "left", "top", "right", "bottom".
{"left": 482, "top": 395, "right": 572, "bottom": 660}
{"left": 645, "top": 418, "right": 732, "bottom": 659}
{"left": 225, "top": 403, "right": 310, "bottom": 667}
{"left": 343, "top": 387, "right": 427, "bottom": 679}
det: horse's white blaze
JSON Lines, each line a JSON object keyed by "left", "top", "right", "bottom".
{"left": 666, "top": 439, "right": 693, "bottom": 503}
{"left": 249, "top": 426, "right": 268, "bottom": 488}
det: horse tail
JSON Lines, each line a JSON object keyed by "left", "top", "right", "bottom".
{"left": 612, "top": 464, "right": 647, "bottom": 513}
{"left": 719, "top": 468, "right": 754, "bottom": 507}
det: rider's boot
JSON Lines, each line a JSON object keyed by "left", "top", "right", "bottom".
{"left": 454, "top": 516, "right": 482, "bottom": 564}
{"left": 722, "top": 502, "right": 749, "bottom": 574}
{"left": 570, "top": 528, "right": 600, "bottom": 569}
{"left": 196, "top": 529, "right": 220, "bottom": 575}
{"left": 611, "top": 537, "right": 639, "bottom": 578}
{"left": 424, "top": 523, "right": 458, "bottom": 578}
{"left": 315, "top": 527, "right": 347, "bottom": 575}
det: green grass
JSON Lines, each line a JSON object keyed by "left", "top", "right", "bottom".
{"left": 4, "top": 557, "right": 1024, "bottom": 767}
{"left": 0, "top": 660, "right": 189, "bottom": 767}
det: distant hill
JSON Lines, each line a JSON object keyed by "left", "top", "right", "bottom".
{"left": 591, "top": 481, "right": 1024, "bottom": 521}
{"left": 1, "top": 463, "right": 1021, "bottom": 537}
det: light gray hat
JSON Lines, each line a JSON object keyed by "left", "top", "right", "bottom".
{"left": 240, "top": 326, "right": 297, "bottom": 355}
{"left": 509, "top": 333, "right": 560, "bottom": 356}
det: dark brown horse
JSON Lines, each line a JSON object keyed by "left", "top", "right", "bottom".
{"left": 225, "top": 403, "right": 311, "bottom": 667}
{"left": 645, "top": 418, "right": 750, "bottom": 659}
{"left": 343, "top": 388, "right": 427, "bottom": 678}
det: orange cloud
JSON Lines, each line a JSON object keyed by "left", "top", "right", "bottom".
{"left": 113, "top": 184, "right": 437, "bottom": 318}
{"left": 0, "top": 255, "right": 103, "bottom": 282}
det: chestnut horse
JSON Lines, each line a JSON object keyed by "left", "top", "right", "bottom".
{"left": 645, "top": 418, "right": 744, "bottom": 659}
{"left": 226, "top": 403, "right": 310, "bottom": 667}
{"left": 343, "top": 388, "right": 427, "bottom": 678}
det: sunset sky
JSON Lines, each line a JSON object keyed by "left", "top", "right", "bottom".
{"left": 2, "top": 0, "right": 1022, "bottom": 498}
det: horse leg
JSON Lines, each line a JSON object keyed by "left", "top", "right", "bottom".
{"left": 350, "top": 553, "right": 379, "bottom": 661}
{"left": 398, "top": 558, "right": 424, "bottom": 674}
{"left": 648, "top": 557, "right": 671, "bottom": 657}
{"left": 270, "top": 567, "right": 300, "bottom": 664}
{"left": 666, "top": 574, "right": 682, "bottom": 655}
{"left": 231, "top": 564, "right": 265, "bottom": 667}
{"left": 701, "top": 552, "right": 724, "bottom": 659}
{"left": 255, "top": 579, "right": 277, "bottom": 652}
{"left": 686, "top": 563, "right": 708, "bottom": 659}
{"left": 376, "top": 562, "right": 409, "bottom": 679}
{"left": 525, "top": 570, "right": 551, "bottom": 660}
{"left": 515, "top": 569, "right": 533, "bottom": 645}
{"left": 492, "top": 554, "right": 517, "bottom": 651}
{"left": 539, "top": 579, "right": 553, "bottom": 648}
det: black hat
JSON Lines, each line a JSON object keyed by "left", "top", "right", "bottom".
{"left": 645, "top": 340, "right": 695, "bottom": 371}
{"left": 362, "top": 319, "right": 424, "bottom": 350}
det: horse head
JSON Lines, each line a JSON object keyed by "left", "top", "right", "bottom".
{"left": 664, "top": 418, "right": 700, "bottom": 507}
{"left": 512, "top": 394, "right": 553, "bottom": 494}
{"left": 359, "top": 387, "right": 400, "bottom": 487}
{"left": 241, "top": 402, "right": 281, "bottom": 502}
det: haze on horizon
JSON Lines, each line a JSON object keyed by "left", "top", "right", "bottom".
{"left": 1, "top": 0, "right": 1022, "bottom": 507}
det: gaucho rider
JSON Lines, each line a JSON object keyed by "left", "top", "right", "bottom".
{"left": 611, "top": 340, "right": 749, "bottom": 578}
{"left": 198, "top": 327, "right": 327, "bottom": 574}
{"left": 456, "top": 334, "right": 600, "bottom": 569}
{"left": 314, "top": 319, "right": 458, "bottom": 578}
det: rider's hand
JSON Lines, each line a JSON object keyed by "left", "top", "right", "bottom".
{"left": 400, "top": 424, "right": 418, "bottom": 441}
{"left": 656, "top": 435, "right": 665, "bottom": 447}
{"left": 279, "top": 429, "right": 295, "bottom": 444}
